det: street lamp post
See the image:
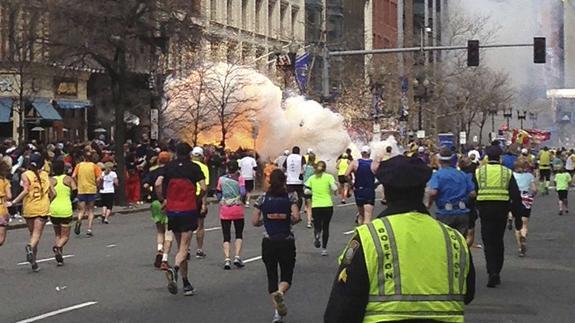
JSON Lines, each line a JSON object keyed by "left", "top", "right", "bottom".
{"left": 413, "top": 78, "right": 429, "bottom": 131}
{"left": 517, "top": 110, "right": 527, "bottom": 129}
{"left": 488, "top": 107, "right": 497, "bottom": 133}
{"left": 503, "top": 107, "right": 513, "bottom": 128}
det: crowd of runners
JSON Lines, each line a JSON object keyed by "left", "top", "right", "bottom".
{"left": 1, "top": 136, "right": 573, "bottom": 323}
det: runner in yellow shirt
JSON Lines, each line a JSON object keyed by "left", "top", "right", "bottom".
{"left": 0, "top": 159, "right": 12, "bottom": 247}
{"left": 537, "top": 146, "right": 552, "bottom": 194}
{"left": 9, "top": 153, "right": 56, "bottom": 272}
{"left": 49, "top": 160, "right": 77, "bottom": 266}
{"left": 192, "top": 147, "right": 209, "bottom": 259}
{"left": 336, "top": 152, "right": 350, "bottom": 204}
{"left": 72, "top": 152, "right": 102, "bottom": 236}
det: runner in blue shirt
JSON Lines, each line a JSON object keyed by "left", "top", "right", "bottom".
{"left": 428, "top": 147, "right": 476, "bottom": 236}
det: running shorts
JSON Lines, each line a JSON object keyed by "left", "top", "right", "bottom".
{"left": 539, "top": 169, "right": 551, "bottom": 181}
{"left": 338, "top": 175, "right": 348, "bottom": 184}
{"left": 100, "top": 193, "right": 115, "bottom": 209}
{"left": 78, "top": 194, "right": 98, "bottom": 202}
{"left": 245, "top": 180, "right": 255, "bottom": 193}
{"left": 167, "top": 213, "right": 198, "bottom": 233}
{"left": 50, "top": 217, "right": 73, "bottom": 227}
{"left": 354, "top": 188, "right": 375, "bottom": 207}
{"left": 151, "top": 200, "right": 168, "bottom": 225}
{"left": 558, "top": 190, "right": 568, "bottom": 201}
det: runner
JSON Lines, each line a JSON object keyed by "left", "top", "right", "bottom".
{"left": 565, "top": 149, "right": 575, "bottom": 175}
{"left": 537, "top": 147, "right": 552, "bottom": 195}
{"left": 0, "top": 159, "right": 12, "bottom": 246}
{"left": 72, "top": 152, "right": 102, "bottom": 236}
{"left": 239, "top": 151, "right": 257, "bottom": 207}
{"left": 302, "top": 153, "right": 316, "bottom": 228}
{"left": 283, "top": 146, "right": 305, "bottom": 210}
{"left": 143, "top": 151, "right": 173, "bottom": 270}
{"left": 99, "top": 162, "right": 118, "bottom": 224}
{"left": 9, "top": 153, "right": 55, "bottom": 272}
{"left": 192, "top": 147, "right": 209, "bottom": 259}
{"left": 345, "top": 146, "right": 376, "bottom": 225}
{"left": 554, "top": 167, "right": 572, "bottom": 215}
{"left": 156, "top": 143, "right": 207, "bottom": 295}
{"left": 304, "top": 161, "right": 337, "bottom": 256}
{"left": 336, "top": 153, "right": 350, "bottom": 204}
{"left": 217, "top": 161, "right": 246, "bottom": 270}
{"left": 252, "top": 169, "right": 300, "bottom": 323}
{"left": 512, "top": 159, "right": 537, "bottom": 257}
{"left": 49, "top": 160, "right": 76, "bottom": 266}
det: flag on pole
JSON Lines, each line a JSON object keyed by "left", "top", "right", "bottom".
{"left": 295, "top": 51, "right": 310, "bottom": 93}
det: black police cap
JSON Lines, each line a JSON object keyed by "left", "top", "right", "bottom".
{"left": 485, "top": 145, "right": 503, "bottom": 160}
{"left": 376, "top": 155, "right": 432, "bottom": 189}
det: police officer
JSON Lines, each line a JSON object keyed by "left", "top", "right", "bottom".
{"left": 324, "top": 155, "right": 475, "bottom": 323}
{"left": 475, "top": 143, "right": 523, "bottom": 288}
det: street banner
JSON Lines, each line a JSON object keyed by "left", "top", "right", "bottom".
{"left": 438, "top": 133, "right": 454, "bottom": 149}
{"left": 295, "top": 51, "right": 310, "bottom": 93}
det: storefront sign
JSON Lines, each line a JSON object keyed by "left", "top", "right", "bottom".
{"left": 0, "top": 74, "right": 19, "bottom": 95}
{"left": 54, "top": 78, "right": 78, "bottom": 97}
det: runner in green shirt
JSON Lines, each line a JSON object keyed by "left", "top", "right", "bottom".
{"left": 305, "top": 161, "right": 337, "bottom": 256}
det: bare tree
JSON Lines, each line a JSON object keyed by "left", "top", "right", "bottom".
{"left": 48, "top": 0, "right": 201, "bottom": 204}
{"left": 205, "top": 62, "right": 259, "bottom": 150}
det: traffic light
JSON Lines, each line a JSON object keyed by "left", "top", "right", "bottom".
{"left": 467, "top": 40, "right": 479, "bottom": 66}
{"left": 534, "top": 37, "right": 546, "bottom": 64}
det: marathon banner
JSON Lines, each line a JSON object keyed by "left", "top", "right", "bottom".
{"left": 510, "top": 128, "right": 551, "bottom": 145}
{"left": 295, "top": 51, "right": 310, "bottom": 94}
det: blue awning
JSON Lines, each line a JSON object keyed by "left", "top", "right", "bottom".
{"left": 32, "top": 99, "right": 62, "bottom": 121}
{"left": 0, "top": 98, "right": 12, "bottom": 123}
{"left": 53, "top": 99, "right": 93, "bottom": 109}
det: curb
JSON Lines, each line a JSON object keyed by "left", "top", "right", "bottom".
{"left": 6, "top": 193, "right": 264, "bottom": 231}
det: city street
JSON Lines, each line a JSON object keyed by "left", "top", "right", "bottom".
{"left": 1, "top": 193, "right": 575, "bottom": 323}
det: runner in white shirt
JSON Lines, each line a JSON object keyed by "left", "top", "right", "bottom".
{"left": 99, "top": 163, "right": 118, "bottom": 224}
{"left": 239, "top": 153, "right": 257, "bottom": 206}
{"left": 566, "top": 151, "right": 575, "bottom": 175}
{"left": 283, "top": 146, "right": 306, "bottom": 209}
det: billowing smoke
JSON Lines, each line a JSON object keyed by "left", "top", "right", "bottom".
{"left": 163, "top": 63, "right": 352, "bottom": 165}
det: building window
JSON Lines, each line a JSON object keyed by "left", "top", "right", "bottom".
{"left": 280, "top": 3, "right": 288, "bottom": 38}
{"left": 256, "top": 0, "right": 263, "bottom": 33}
{"left": 211, "top": 0, "right": 217, "bottom": 21}
{"left": 268, "top": 1, "right": 275, "bottom": 37}
{"left": 242, "top": 0, "right": 249, "bottom": 30}
{"left": 227, "top": 42, "right": 237, "bottom": 63}
{"left": 291, "top": 7, "right": 299, "bottom": 39}
{"left": 227, "top": 0, "right": 233, "bottom": 26}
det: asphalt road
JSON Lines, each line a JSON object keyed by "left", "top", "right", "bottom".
{"left": 1, "top": 193, "right": 574, "bottom": 323}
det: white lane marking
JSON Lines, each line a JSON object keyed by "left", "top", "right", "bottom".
{"left": 243, "top": 256, "right": 262, "bottom": 263}
{"left": 343, "top": 230, "right": 355, "bottom": 235}
{"left": 17, "top": 255, "right": 74, "bottom": 266}
{"left": 15, "top": 301, "right": 98, "bottom": 323}
{"left": 204, "top": 226, "right": 221, "bottom": 232}
{"left": 106, "top": 244, "right": 117, "bottom": 248}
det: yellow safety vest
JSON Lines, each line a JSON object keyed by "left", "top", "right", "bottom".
{"left": 346, "top": 213, "right": 469, "bottom": 323}
{"left": 192, "top": 160, "right": 209, "bottom": 196}
{"left": 475, "top": 164, "right": 511, "bottom": 201}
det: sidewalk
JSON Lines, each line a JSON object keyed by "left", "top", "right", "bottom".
{"left": 6, "top": 192, "right": 264, "bottom": 230}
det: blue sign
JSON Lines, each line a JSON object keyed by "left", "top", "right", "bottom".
{"left": 438, "top": 133, "right": 455, "bottom": 149}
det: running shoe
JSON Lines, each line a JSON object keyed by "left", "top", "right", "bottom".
{"left": 160, "top": 261, "right": 170, "bottom": 271}
{"left": 272, "top": 310, "right": 283, "bottom": 323}
{"left": 183, "top": 282, "right": 195, "bottom": 296}
{"left": 566, "top": 210, "right": 570, "bottom": 214}
{"left": 559, "top": 210, "right": 563, "bottom": 216}
{"left": 101, "top": 216, "right": 105, "bottom": 224}
{"left": 25, "top": 244, "right": 33, "bottom": 264}
{"left": 306, "top": 223, "right": 312, "bottom": 229}
{"left": 340, "top": 200, "right": 346, "bottom": 204}
{"left": 31, "top": 261, "right": 40, "bottom": 272}
{"left": 321, "top": 249, "right": 328, "bottom": 256}
{"left": 195, "top": 250, "right": 207, "bottom": 259}
{"left": 272, "top": 291, "right": 288, "bottom": 317}
{"left": 507, "top": 218, "right": 513, "bottom": 231}
{"left": 519, "top": 237, "right": 527, "bottom": 256}
{"left": 53, "top": 246, "right": 64, "bottom": 266}
{"left": 313, "top": 235, "right": 321, "bottom": 248}
{"left": 86, "top": 229, "right": 93, "bottom": 237}
{"left": 74, "top": 221, "right": 82, "bottom": 235}
{"left": 166, "top": 267, "right": 178, "bottom": 295}
{"left": 224, "top": 258, "right": 232, "bottom": 270}
{"left": 234, "top": 256, "right": 245, "bottom": 268}
{"left": 154, "top": 253, "right": 163, "bottom": 268}
{"left": 103, "top": 218, "right": 110, "bottom": 224}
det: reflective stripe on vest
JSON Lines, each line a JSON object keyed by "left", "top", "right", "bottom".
{"left": 356, "top": 213, "right": 468, "bottom": 323}
{"left": 476, "top": 164, "right": 511, "bottom": 201}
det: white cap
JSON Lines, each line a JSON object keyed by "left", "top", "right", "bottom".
{"left": 307, "top": 148, "right": 314, "bottom": 154}
{"left": 192, "top": 147, "right": 204, "bottom": 156}
{"left": 361, "top": 145, "right": 371, "bottom": 153}
{"left": 284, "top": 150, "right": 289, "bottom": 155}
{"left": 521, "top": 148, "right": 528, "bottom": 154}
{"left": 418, "top": 146, "right": 425, "bottom": 153}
